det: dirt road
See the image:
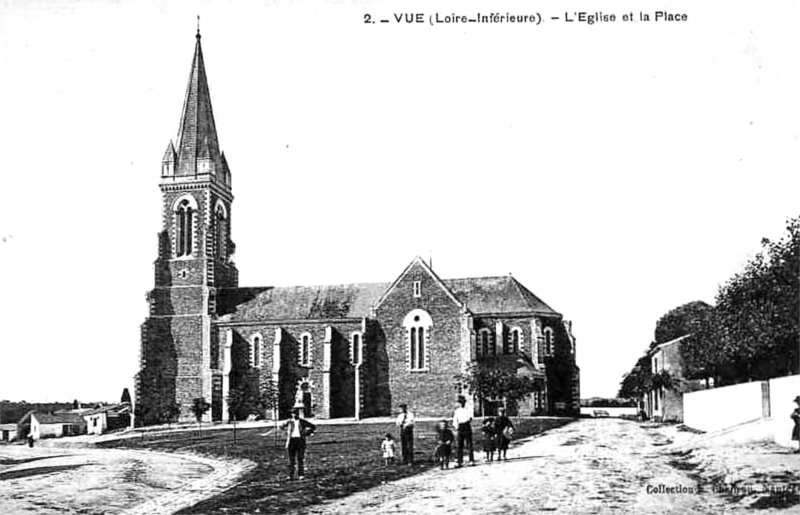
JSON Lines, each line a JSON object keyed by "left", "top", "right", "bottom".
{"left": 0, "top": 443, "right": 254, "bottom": 515}
{"left": 3, "top": 420, "right": 795, "bottom": 514}
{"left": 300, "top": 419, "right": 732, "bottom": 515}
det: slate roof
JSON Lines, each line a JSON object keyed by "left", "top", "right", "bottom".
{"left": 218, "top": 275, "right": 558, "bottom": 323}
{"left": 218, "top": 283, "right": 391, "bottom": 323}
{"left": 34, "top": 412, "right": 85, "bottom": 425}
{"left": 173, "top": 32, "right": 223, "bottom": 177}
{"left": 443, "top": 276, "right": 559, "bottom": 316}
{"left": 82, "top": 404, "right": 131, "bottom": 417}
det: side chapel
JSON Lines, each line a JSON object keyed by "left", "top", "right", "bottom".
{"left": 136, "top": 32, "right": 581, "bottom": 424}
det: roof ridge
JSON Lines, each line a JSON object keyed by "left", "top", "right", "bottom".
{"left": 509, "top": 276, "right": 559, "bottom": 315}
{"left": 259, "top": 281, "right": 391, "bottom": 290}
{"left": 443, "top": 275, "right": 511, "bottom": 282}
{"left": 374, "top": 256, "right": 463, "bottom": 312}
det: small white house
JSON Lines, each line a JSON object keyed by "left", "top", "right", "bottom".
{"left": 0, "top": 423, "right": 17, "bottom": 442}
{"left": 82, "top": 404, "right": 131, "bottom": 435}
{"left": 19, "top": 411, "right": 86, "bottom": 439}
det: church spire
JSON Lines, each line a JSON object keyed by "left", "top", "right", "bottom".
{"left": 173, "top": 28, "right": 223, "bottom": 178}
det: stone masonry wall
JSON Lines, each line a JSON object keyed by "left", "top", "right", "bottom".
{"left": 375, "top": 261, "right": 465, "bottom": 417}
{"left": 219, "top": 321, "right": 362, "bottom": 420}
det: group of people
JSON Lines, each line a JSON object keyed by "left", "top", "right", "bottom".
{"left": 481, "top": 409, "right": 515, "bottom": 462}
{"left": 384, "top": 395, "right": 515, "bottom": 470}
{"left": 282, "top": 395, "right": 800, "bottom": 481}
{"left": 280, "top": 396, "right": 517, "bottom": 480}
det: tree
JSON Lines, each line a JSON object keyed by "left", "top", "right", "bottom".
{"left": 120, "top": 388, "right": 132, "bottom": 405}
{"left": 257, "top": 379, "right": 281, "bottom": 446}
{"left": 652, "top": 301, "right": 711, "bottom": 348}
{"left": 161, "top": 401, "right": 181, "bottom": 429}
{"left": 681, "top": 216, "right": 800, "bottom": 385}
{"left": 257, "top": 379, "right": 280, "bottom": 418}
{"left": 191, "top": 397, "right": 211, "bottom": 435}
{"left": 455, "top": 364, "right": 538, "bottom": 416}
{"left": 227, "top": 386, "right": 248, "bottom": 443}
{"left": 680, "top": 309, "right": 723, "bottom": 384}
{"left": 618, "top": 353, "right": 652, "bottom": 401}
{"left": 651, "top": 370, "right": 674, "bottom": 391}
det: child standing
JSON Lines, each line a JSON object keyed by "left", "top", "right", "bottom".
{"left": 381, "top": 433, "right": 396, "bottom": 466}
{"left": 791, "top": 396, "right": 800, "bottom": 453}
{"left": 435, "top": 420, "right": 455, "bottom": 470}
{"left": 482, "top": 417, "right": 496, "bottom": 462}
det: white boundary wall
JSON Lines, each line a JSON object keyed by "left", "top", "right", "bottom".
{"left": 684, "top": 381, "right": 764, "bottom": 432}
{"left": 579, "top": 407, "right": 637, "bottom": 418}
{"left": 769, "top": 374, "right": 800, "bottom": 447}
{"left": 684, "top": 374, "right": 800, "bottom": 447}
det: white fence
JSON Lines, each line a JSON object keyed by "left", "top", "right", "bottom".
{"left": 683, "top": 374, "right": 800, "bottom": 447}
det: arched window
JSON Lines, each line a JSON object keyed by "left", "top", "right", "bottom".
{"left": 478, "top": 329, "right": 491, "bottom": 358}
{"left": 410, "top": 328, "right": 418, "bottom": 367}
{"left": 215, "top": 202, "right": 227, "bottom": 259}
{"left": 351, "top": 332, "right": 362, "bottom": 365}
{"left": 544, "top": 327, "right": 554, "bottom": 357}
{"left": 252, "top": 334, "right": 262, "bottom": 369}
{"left": 403, "top": 310, "right": 432, "bottom": 371}
{"left": 509, "top": 328, "right": 522, "bottom": 355}
{"left": 174, "top": 196, "right": 197, "bottom": 258}
{"left": 299, "top": 333, "right": 312, "bottom": 366}
{"left": 417, "top": 327, "right": 425, "bottom": 369}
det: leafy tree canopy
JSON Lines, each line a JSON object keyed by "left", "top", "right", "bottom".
{"left": 652, "top": 300, "right": 712, "bottom": 348}
{"left": 618, "top": 353, "right": 652, "bottom": 399}
{"left": 191, "top": 397, "right": 211, "bottom": 423}
{"left": 455, "top": 364, "right": 539, "bottom": 412}
{"left": 680, "top": 216, "right": 800, "bottom": 383}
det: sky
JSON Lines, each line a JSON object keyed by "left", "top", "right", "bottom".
{"left": 0, "top": 0, "right": 798, "bottom": 404}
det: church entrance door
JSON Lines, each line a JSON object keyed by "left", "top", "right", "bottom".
{"left": 300, "top": 382, "right": 313, "bottom": 417}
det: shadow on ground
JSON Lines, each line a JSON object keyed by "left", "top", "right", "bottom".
{"left": 0, "top": 463, "right": 86, "bottom": 481}
{"left": 0, "top": 455, "right": 68, "bottom": 466}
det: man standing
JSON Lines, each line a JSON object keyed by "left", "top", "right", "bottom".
{"left": 452, "top": 395, "right": 475, "bottom": 467}
{"left": 395, "top": 403, "right": 415, "bottom": 465}
{"left": 281, "top": 408, "right": 316, "bottom": 480}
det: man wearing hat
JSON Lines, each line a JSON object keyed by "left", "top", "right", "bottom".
{"left": 452, "top": 395, "right": 475, "bottom": 467}
{"left": 791, "top": 396, "right": 800, "bottom": 453}
{"left": 281, "top": 407, "right": 317, "bottom": 479}
{"left": 395, "top": 403, "right": 415, "bottom": 465}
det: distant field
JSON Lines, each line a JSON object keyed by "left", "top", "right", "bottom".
{"left": 100, "top": 417, "right": 572, "bottom": 515}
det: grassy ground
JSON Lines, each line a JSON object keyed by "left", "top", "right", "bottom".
{"left": 100, "top": 417, "right": 572, "bottom": 514}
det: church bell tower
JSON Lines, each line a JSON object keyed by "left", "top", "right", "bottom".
{"left": 137, "top": 29, "right": 238, "bottom": 424}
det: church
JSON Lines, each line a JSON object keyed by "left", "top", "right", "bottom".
{"left": 136, "top": 31, "right": 581, "bottom": 424}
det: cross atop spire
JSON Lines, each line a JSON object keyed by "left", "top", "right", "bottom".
{"left": 168, "top": 29, "right": 226, "bottom": 180}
